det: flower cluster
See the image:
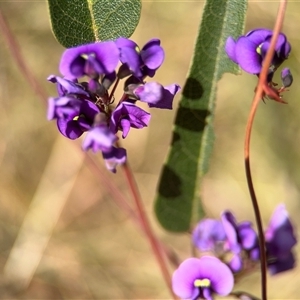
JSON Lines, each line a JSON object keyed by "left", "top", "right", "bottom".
{"left": 192, "top": 204, "right": 297, "bottom": 275}
{"left": 171, "top": 204, "right": 297, "bottom": 300}
{"left": 225, "top": 28, "right": 293, "bottom": 102}
{"left": 47, "top": 39, "right": 180, "bottom": 172}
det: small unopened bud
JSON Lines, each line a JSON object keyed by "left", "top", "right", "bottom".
{"left": 117, "top": 64, "right": 131, "bottom": 79}
{"left": 281, "top": 68, "right": 293, "bottom": 88}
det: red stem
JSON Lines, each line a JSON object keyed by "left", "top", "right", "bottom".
{"left": 244, "top": 1, "right": 287, "bottom": 300}
{"left": 121, "top": 162, "right": 177, "bottom": 300}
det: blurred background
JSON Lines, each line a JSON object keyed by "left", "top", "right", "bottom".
{"left": 0, "top": 0, "right": 300, "bottom": 299}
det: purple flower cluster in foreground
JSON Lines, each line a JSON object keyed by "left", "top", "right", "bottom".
{"left": 192, "top": 204, "right": 297, "bottom": 275}
{"left": 48, "top": 39, "right": 180, "bottom": 172}
{"left": 171, "top": 204, "right": 297, "bottom": 300}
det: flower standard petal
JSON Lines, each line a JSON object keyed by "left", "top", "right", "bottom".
{"left": 172, "top": 257, "right": 234, "bottom": 299}
{"left": 235, "top": 37, "right": 262, "bottom": 74}
{"left": 225, "top": 37, "right": 238, "bottom": 63}
{"left": 59, "top": 41, "right": 119, "bottom": 78}
{"left": 140, "top": 38, "right": 165, "bottom": 70}
{"left": 245, "top": 28, "right": 272, "bottom": 44}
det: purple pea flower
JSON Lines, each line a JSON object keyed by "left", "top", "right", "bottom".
{"left": 48, "top": 97, "right": 100, "bottom": 140}
{"left": 116, "top": 37, "right": 165, "bottom": 78}
{"left": 265, "top": 204, "right": 297, "bottom": 275}
{"left": 134, "top": 82, "right": 180, "bottom": 109}
{"left": 110, "top": 101, "right": 151, "bottom": 138}
{"left": 221, "top": 211, "right": 258, "bottom": 272}
{"left": 192, "top": 219, "right": 226, "bottom": 252}
{"left": 225, "top": 28, "right": 291, "bottom": 75}
{"left": 172, "top": 256, "right": 234, "bottom": 300}
{"left": 59, "top": 41, "right": 119, "bottom": 79}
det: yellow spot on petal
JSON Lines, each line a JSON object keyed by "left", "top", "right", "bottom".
{"left": 135, "top": 46, "right": 140, "bottom": 53}
{"left": 194, "top": 278, "right": 211, "bottom": 288}
{"left": 256, "top": 43, "right": 263, "bottom": 55}
{"left": 73, "top": 115, "right": 79, "bottom": 121}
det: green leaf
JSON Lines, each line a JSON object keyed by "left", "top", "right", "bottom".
{"left": 47, "top": 0, "right": 141, "bottom": 48}
{"left": 155, "top": 0, "right": 247, "bottom": 232}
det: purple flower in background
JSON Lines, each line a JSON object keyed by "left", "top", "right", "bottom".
{"left": 134, "top": 82, "right": 180, "bottom": 109}
{"left": 110, "top": 101, "right": 151, "bottom": 138}
{"left": 48, "top": 97, "right": 100, "bottom": 139}
{"left": 172, "top": 256, "right": 234, "bottom": 300}
{"left": 265, "top": 204, "right": 297, "bottom": 275}
{"left": 221, "top": 211, "right": 258, "bottom": 272}
{"left": 59, "top": 41, "right": 119, "bottom": 79}
{"left": 102, "top": 146, "right": 127, "bottom": 173}
{"left": 225, "top": 28, "right": 291, "bottom": 75}
{"left": 192, "top": 219, "right": 226, "bottom": 252}
{"left": 116, "top": 37, "right": 165, "bottom": 78}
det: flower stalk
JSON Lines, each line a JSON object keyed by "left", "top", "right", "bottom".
{"left": 244, "top": 1, "right": 288, "bottom": 300}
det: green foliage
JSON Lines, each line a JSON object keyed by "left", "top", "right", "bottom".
{"left": 47, "top": 0, "right": 141, "bottom": 48}
{"left": 155, "top": 0, "right": 247, "bottom": 232}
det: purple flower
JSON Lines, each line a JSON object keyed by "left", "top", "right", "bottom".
{"left": 116, "top": 38, "right": 164, "bottom": 78}
{"left": 172, "top": 256, "right": 234, "bottom": 300}
{"left": 225, "top": 28, "right": 291, "bottom": 75}
{"left": 82, "top": 124, "right": 117, "bottom": 153}
{"left": 102, "top": 146, "right": 127, "bottom": 173}
{"left": 59, "top": 41, "right": 119, "bottom": 79}
{"left": 48, "top": 97, "right": 100, "bottom": 139}
{"left": 221, "top": 211, "right": 258, "bottom": 272}
{"left": 265, "top": 204, "right": 297, "bottom": 275}
{"left": 134, "top": 82, "right": 180, "bottom": 109}
{"left": 110, "top": 101, "right": 151, "bottom": 138}
{"left": 192, "top": 219, "right": 226, "bottom": 252}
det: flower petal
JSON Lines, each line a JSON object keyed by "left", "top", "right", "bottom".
{"left": 225, "top": 37, "right": 237, "bottom": 63}
{"left": 235, "top": 37, "right": 262, "bottom": 74}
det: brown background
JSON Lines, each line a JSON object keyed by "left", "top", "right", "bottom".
{"left": 0, "top": 1, "right": 299, "bottom": 299}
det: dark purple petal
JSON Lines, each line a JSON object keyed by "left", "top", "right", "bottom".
{"left": 192, "top": 219, "right": 226, "bottom": 252}
{"left": 47, "top": 75, "right": 89, "bottom": 97}
{"left": 245, "top": 28, "right": 273, "bottom": 44}
{"left": 221, "top": 211, "right": 240, "bottom": 253}
{"left": 148, "top": 83, "right": 181, "bottom": 109}
{"left": 59, "top": 41, "right": 119, "bottom": 78}
{"left": 102, "top": 146, "right": 127, "bottom": 173}
{"left": 110, "top": 101, "right": 151, "bottom": 138}
{"left": 238, "top": 222, "right": 258, "bottom": 250}
{"left": 235, "top": 37, "right": 262, "bottom": 74}
{"left": 57, "top": 118, "right": 84, "bottom": 139}
{"left": 82, "top": 125, "right": 117, "bottom": 153}
{"left": 225, "top": 37, "right": 238, "bottom": 63}
{"left": 268, "top": 252, "right": 295, "bottom": 275}
{"left": 172, "top": 257, "right": 234, "bottom": 298}
{"left": 140, "top": 39, "right": 165, "bottom": 70}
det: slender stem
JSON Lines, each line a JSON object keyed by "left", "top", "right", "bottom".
{"left": 244, "top": 2, "right": 287, "bottom": 300}
{"left": 0, "top": 11, "right": 48, "bottom": 102}
{"left": 121, "top": 162, "right": 177, "bottom": 300}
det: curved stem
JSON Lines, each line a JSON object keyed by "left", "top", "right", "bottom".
{"left": 244, "top": 1, "right": 287, "bottom": 300}
{"left": 121, "top": 162, "right": 177, "bottom": 300}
